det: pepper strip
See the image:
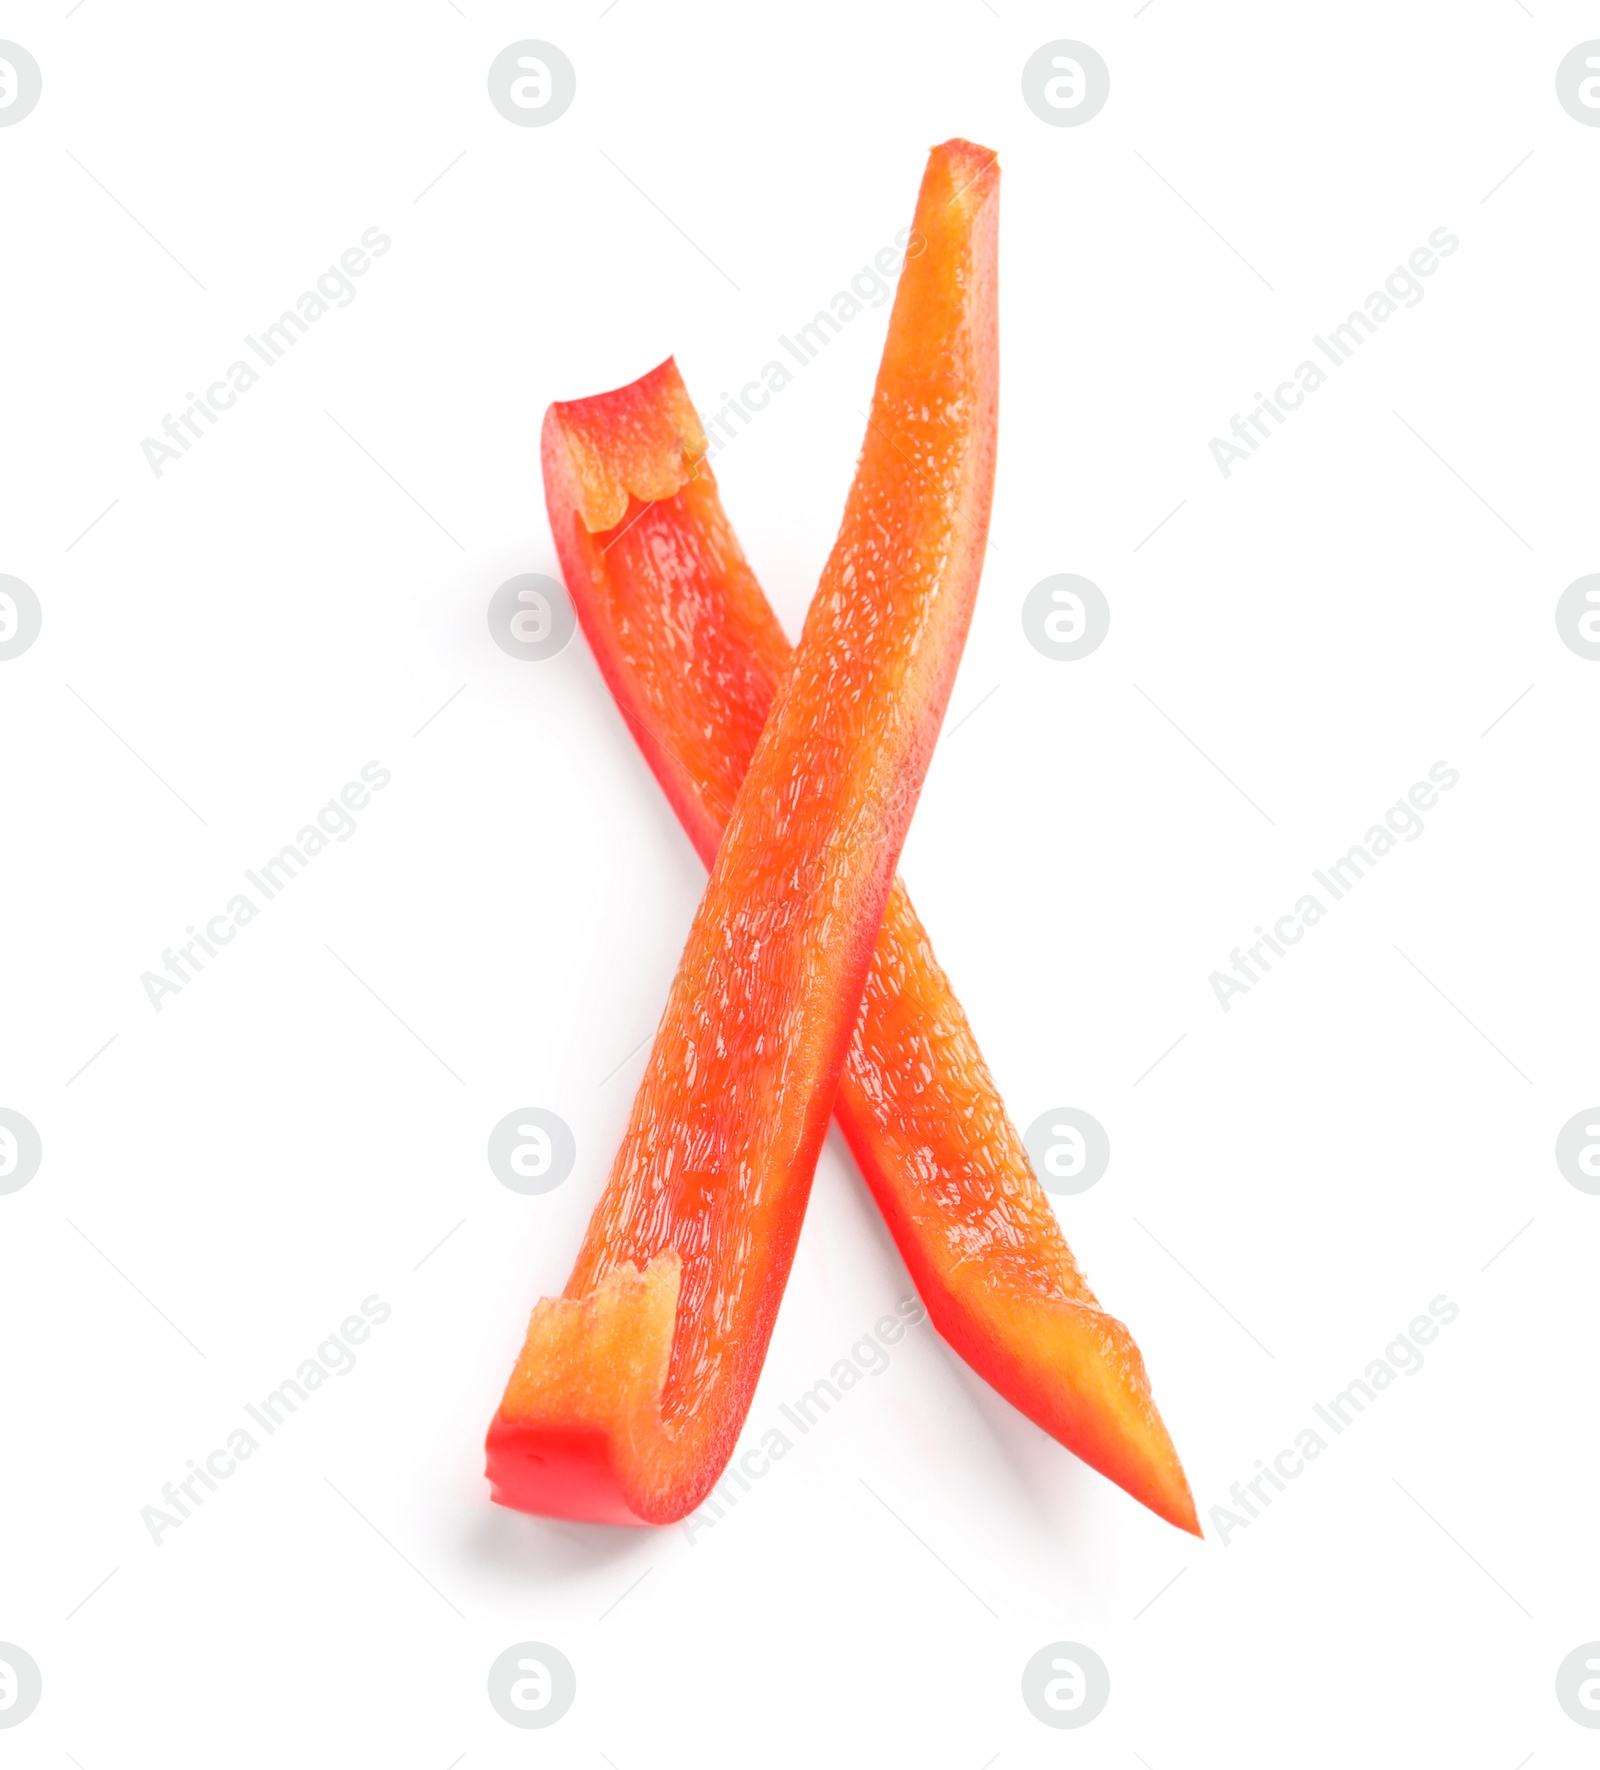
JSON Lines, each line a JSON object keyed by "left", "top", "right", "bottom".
{"left": 488, "top": 138, "right": 1003, "bottom": 1525}
{"left": 528, "top": 321, "right": 1198, "bottom": 1532}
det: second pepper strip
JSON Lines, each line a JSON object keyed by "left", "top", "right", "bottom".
{"left": 532, "top": 365, "right": 1198, "bottom": 1521}
{"left": 488, "top": 138, "right": 1003, "bottom": 1525}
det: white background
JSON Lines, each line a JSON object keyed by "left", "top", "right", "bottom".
{"left": 3, "top": 2, "right": 1597, "bottom": 1764}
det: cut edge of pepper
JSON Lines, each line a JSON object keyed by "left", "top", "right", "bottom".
{"left": 546, "top": 356, "right": 707, "bottom": 536}
{"left": 488, "top": 1252, "right": 688, "bottom": 1525}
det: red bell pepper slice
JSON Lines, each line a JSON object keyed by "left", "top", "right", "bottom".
{"left": 526, "top": 309, "right": 1198, "bottom": 1530}
{"left": 488, "top": 138, "right": 1002, "bottom": 1525}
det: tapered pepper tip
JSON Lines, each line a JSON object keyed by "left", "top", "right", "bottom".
{"left": 931, "top": 1281, "right": 1200, "bottom": 1534}
{"left": 1153, "top": 1459, "right": 1202, "bottom": 1537}
{"left": 1085, "top": 1398, "right": 1201, "bottom": 1538}
{"left": 1110, "top": 1401, "right": 1202, "bottom": 1537}
{"left": 543, "top": 357, "right": 708, "bottom": 535}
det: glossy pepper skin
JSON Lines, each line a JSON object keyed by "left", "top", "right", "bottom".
{"left": 488, "top": 139, "right": 1002, "bottom": 1525}
{"left": 524, "top": 362, "right": 1198, "bottom": 1527}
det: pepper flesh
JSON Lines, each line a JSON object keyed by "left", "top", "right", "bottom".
{"left": 489, "top": 139, "right": 1002, "bottom": 1525}
{"left": 527, "top": 377, "right": 1198, "bottom": 1524}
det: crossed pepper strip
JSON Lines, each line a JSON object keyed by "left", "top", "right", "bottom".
{"left": 486, "top": 141, "right": 1198, "bottom": 1535}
